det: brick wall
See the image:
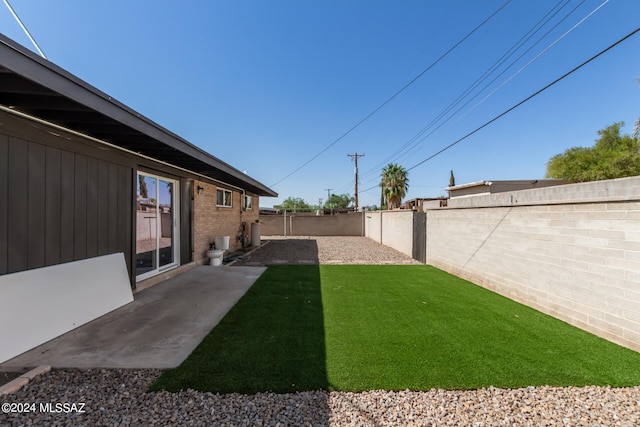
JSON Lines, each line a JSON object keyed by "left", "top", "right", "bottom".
{"left": 193, "top": 180, "right": 258, "bottom": 263}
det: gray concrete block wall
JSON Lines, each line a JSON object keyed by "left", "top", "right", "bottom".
{"left": 363, "top": 210, "right": 414, "bottom": 256}
{"left": 291, "top": 214, "right": 363, "bottom": 236}
{"left": 365, "top": 211, "right": 383, "bottom": 244}
{"left": 448, "top": 175, "right": 640, "bottom": 208}
{"left": 259, "top": 213, "right": 363, "bottom": 236}
{"left": 259, "top": 215, "right": 287, "bottom": 235}
{"left": 380, "top": 211, "right": 414, "bottom": 257}
{"left": 426, "top": 200, "right": 640, "bottom": 352}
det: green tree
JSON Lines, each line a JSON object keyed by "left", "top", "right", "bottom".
{"left": 324, "top": 193, "right": 354, "bottom": 209}
{"left": 546, "top": 122, "right": 640, "bottom": 183}
{"left": 138, "top": 175, "right": 148, "bottom": 198}
{"left": 275, "top": 196, "right": 310, "bottom": 212}
{"left": 380, "top": 163, "right": 409, "bottom": 209}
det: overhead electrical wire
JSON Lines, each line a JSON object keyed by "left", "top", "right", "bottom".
{"left": 356, "top": 0, "right": 609, "bottom": 192}
{"left": 358, "top": 25, "right": 640, "bottom": 194}
{"left": 2, "top": 0, "right": 47, "bottom": 59}
{"left": 354, "top": 0, "right": 581, "bottom": 193}
{"left": 448, "top": 0, "right": 610, "bottom": 128}
{"left": 400, "top": 0, "right": 611, "bottom": 170}
{"left": 269, "top": 0, "right": 513, "bottom": 188}
{"left": 359, "top": 0, "right": 586, "bottom": 180}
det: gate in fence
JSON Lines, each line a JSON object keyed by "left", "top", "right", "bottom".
{"left": 412, "top": 212, "right": 426, "bottom": 263}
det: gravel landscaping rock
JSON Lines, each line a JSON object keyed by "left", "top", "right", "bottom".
{"left": 233, "top": 236, "right": 421, "bottom": 266}
{"left": 3, "top": 237, "right": 640, "bottom": 425}
{"left": 2, "top": 369, "right": 639, "bottom": 426}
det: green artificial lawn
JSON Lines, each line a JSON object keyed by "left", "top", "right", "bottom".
{"left": 150, "top": 265, "right": 640, "bottom": 393}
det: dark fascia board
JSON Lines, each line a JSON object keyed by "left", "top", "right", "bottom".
{"left": 0, "top": 34, "right": 277, "bottom": 197}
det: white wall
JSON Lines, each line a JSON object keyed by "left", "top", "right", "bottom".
{"left": 0, "top": 253, "right": 134, "bottom": 363}
{"left": 364, "top": 210, "right": 414, "bottom": 257}
{"left": 365, "top": 211, "right": 382, "bottom": 244}
{"left": 381, "top": 211, "right": 414, "bottom": 257}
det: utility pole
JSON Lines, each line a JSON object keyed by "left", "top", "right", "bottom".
{"left": 324, "top": 188, "right": 332, "bottom": 204}
{"left": 347, "top": 153, "right": 364, "bottom": 210}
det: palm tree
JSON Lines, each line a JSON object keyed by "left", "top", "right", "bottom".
{"left": 380, "top": 163, "right": 409, "bottom": 209}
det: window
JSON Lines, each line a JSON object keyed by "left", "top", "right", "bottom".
{"left": 216, "top": 188, "right": 232, "bottom": 207}
{"left": 244, "top": 195, "right": 253, "bottom": 210}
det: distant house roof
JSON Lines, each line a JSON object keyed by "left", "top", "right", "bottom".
{"left": 0, "top": 34, "right": 277, "bottom": 197}
{"left": 446, "top": 180, "right": 494, "bottom": 192}
{"left": 404, "top": 197, "right": 448, "bottom": 209}
{"left": 446, "top": 179, "right": 566, "bottom": 198}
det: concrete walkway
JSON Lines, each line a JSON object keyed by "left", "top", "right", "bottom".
{"left": 0, "top": 266, "right": 266, "bottom": 370}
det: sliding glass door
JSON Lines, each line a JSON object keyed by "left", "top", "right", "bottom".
{"left": 136, "top": 172, "right": 179, "bottom": 280}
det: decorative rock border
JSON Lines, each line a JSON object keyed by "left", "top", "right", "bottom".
{"left": 0, "top": 366, "right": 51, "bottom": 395}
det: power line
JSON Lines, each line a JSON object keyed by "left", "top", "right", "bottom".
{"left": 358, "top": 25, "right": 640, "bottom": 193}
{"left": 406, "top": 25, "right": 640, "bottom": 172}
{"left": 453, "top": 0, "right": 610, "bottom": 128}
{"left": 3, "top": 0, "right": 47, "bottom": 59}
{"left": 360, "top": 0, "right": 586, "bottom": 179}
{"left": 269, "top": 0, "right": 513, "bottom": 188}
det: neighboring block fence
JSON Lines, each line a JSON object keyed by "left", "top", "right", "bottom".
{"left": 259, "top": 212, "right": 364, "bottom": 236}
{"left": 364, "top": 210, "right": 416, "bottom": 259}
{"left": 365, "top": 176, "right": 640, "bottom": 352}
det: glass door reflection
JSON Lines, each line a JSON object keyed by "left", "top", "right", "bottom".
{"left": 136, "top": 172, "right": 178, "bottom": 279}
{"left": 158, "top": 179, "right": 174, "bottom": 268}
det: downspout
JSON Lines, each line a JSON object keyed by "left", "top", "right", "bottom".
{"left": 239, "top": 188, "right": 246, "bottom": 248}
{"left": 240, "top": 188, "right": 246, "bottom": 215}
{"left": 190, "top": 181, "right": 195, "bottom": 262}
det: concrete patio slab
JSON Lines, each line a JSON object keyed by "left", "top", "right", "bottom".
{"left": 0, "top": 266, "right": 266, "bottom": 370}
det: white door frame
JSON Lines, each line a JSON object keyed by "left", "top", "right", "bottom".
{"left": 135, "top": 171, "right": 180, "bottom": 281}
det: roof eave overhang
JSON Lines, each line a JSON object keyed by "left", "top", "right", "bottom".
{"left": 0, "top": 34, "right": 277, "bottom": 197}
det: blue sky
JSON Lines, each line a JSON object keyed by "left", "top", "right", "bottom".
{"left": 2, "top": 0, "right": 639, "bottom": 208}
